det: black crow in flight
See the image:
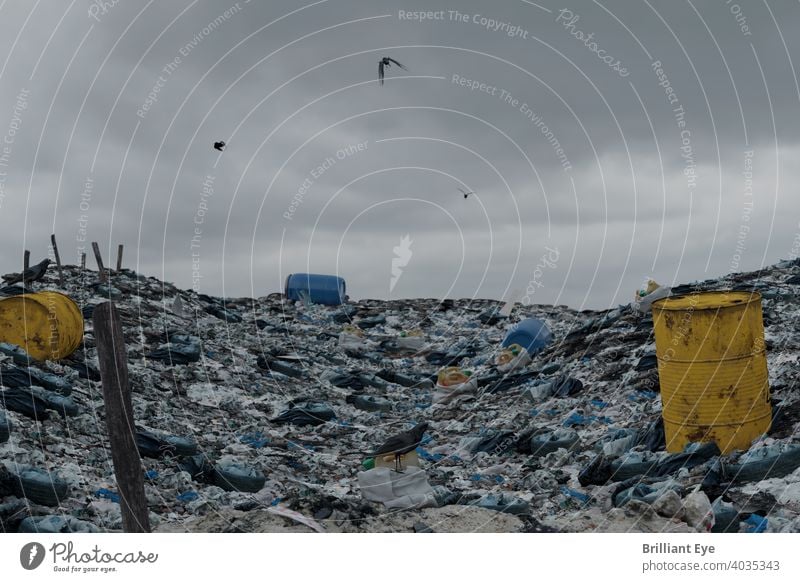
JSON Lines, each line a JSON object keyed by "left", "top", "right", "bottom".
{"left": 378, "top": 57, "right": 407, "bottom": 85}
{"left": 457, "top": 187, "right": 474, "bottom": 199}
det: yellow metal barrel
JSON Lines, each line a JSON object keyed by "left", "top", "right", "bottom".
{"left": 0, "top": 291, "right": 84, "bottom": 360}
{"left": 652, "top": 291, "right": 771, "bottom": 454}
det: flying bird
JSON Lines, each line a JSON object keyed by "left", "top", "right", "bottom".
{"left": 213, "top": 141, "right": 226, "bottom": 151}
{"left": 378, "top": 57, "right": 407, "bottom": 86}
{"left": 2, "top": 259, "right": 51, "bottom": 286}
{"left": 457, "top": 187, "right": 474, "bottom": 199}
{"left": 369, "top": 422, "right": 429, "bottom": 472}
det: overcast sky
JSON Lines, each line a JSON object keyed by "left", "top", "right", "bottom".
{"left": 1, "top": 0, "right": 799, "bottom": 309}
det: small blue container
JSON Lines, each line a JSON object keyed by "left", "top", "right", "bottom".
{"left": 285, "top": 273, "right": 346, "bottom": 306}
{"left": 501, "top": 318, "right": 552, "bottom": 355}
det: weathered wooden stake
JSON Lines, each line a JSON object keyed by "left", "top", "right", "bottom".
{"left": 116, "top": 244, "right": 124, "bottom": 272}
{"left": 92, "top": 242, "right": 107, "bottom": 283}
{"left": 93, "top": 302, "right": 151, "bottom": 533}
{"left": 23, "top": 250, "right": 30, "bottom": 271}
{"left": 80, "top": 253, "right": 86, "bottom": 270}
{"left": 50, "top": 234, "right": 64, "bottom": 284}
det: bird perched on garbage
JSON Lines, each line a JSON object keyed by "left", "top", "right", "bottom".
{"left": 1, "top": 259, "right": 51, "bottom": 287}
{"left": 457, "top": 187, "right": 473, "bottom": 199}
{"left": 378, "top": 56, "right": 407, "bottom": 85}
{"left": 213, "top": 141, "right": 226, "bottom": 151}
{"left": 369, "top": 422, "right": 429, "bottom": 472}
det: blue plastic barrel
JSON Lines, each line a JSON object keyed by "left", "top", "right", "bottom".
{"left": 284, "top": 273, "right": 346, "bottom": 306}
{"left": 501, "top": 318, "right": 552, "bottom": 355}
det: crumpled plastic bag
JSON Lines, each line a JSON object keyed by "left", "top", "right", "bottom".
{"left": 632, "top": 278, "right": 671, "bottom": 313}
{"left": 272, "top": 401, "right": 336, "bottom": 426}
{"left": 358, "top": 466, "right": 437, "bottom": 510}
{"left": 683, "top": 490, "right": 715, "bottom": 532}
{"left": 338, "top": 325, "right": 373, "bottom": 352}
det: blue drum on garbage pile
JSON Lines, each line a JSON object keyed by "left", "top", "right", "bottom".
{"left": 284, "top": 273, "right": 346, "bottom": 306}
{"left": 501, "top": 318, "right": 552, "bottom": 355}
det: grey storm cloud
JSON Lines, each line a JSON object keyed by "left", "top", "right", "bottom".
{"left": 1, "top": 0, "right": 799, "bottom": 308}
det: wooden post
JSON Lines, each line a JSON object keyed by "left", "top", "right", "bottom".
{"left": 80, "top": 253, "right": 86, "bottom": 270}
{"left": 93, "top": 302, "right": 151, "bottom": 533}
{"left": 116, "top": 245, "right": 124, "bottom": 272}
{"left": 23, "top": 250, "right": 30, "bottom": 271}
{"left": 92, "top": 242, "right": 107, "bottom": 283}
{"left": 50, "top": 234, "right": 64, "bottom": 284}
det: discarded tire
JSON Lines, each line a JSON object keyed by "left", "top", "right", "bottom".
{"left": 136, "top": 430, "right": 198, "bottom": 459}
{"left": 529, "top": 429, "right": 580, "bottom": 458}
{"left": 29, "top": 387, "right": 79, "bottom": 418}
{"left": 0, "top": 365, "right": 73, "bottom": 395}
{"left": 212, "top": 462, "right": 266, "bottom": 493}
{"left": 272, "top": 402, "right": 335, "bottom": 426}
{"left": 610, "top": 451, "right": 660, "bottom": 481}
{"left": 0, "top": 388, "right": 50, "bottom": 421}
{"left": 578, "top": 454, "right": 614, "bottom": 486}
{"left": 346, "top": 394, "right": 393, "bottom": 413}
{"left": 727, "top": 443, "right": 800, "bottom": 483}
{"left": 11, "top": 467, "right": 70, "bottom": 507}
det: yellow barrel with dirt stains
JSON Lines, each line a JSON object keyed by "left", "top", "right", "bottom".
{"left": 652, "top": 291, "right": 771, "bottom": 454}
{"left": 0, "top": 291, "right": 83, "bottom": 360}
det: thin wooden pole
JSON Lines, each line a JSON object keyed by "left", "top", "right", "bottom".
{"left": 92, "top": 242, "right": 107, "bottom": 283}
{"left": 50, "top": 234, "right": 64, "bottom": 284}
{"left": 23, "top": 250, "right": 30, "bottom": 271}
{"left": 116, "top": 244, "right": 124, "bottom": 272}
{"left": 80, "top": 253, "right": 86, "bottom": 270}
{"left": 93, "top": 302, "right": 151, "bottom": 533}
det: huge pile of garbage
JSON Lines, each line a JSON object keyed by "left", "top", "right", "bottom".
{"left": 2, "top": 260, "right": 800, "bottom": 533}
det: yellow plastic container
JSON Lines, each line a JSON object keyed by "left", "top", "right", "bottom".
{"left": 0, "top": 291, "right": 84, "bottom": 360}
{"left": 652, "top": 291, "right": 771, "bottom": 454}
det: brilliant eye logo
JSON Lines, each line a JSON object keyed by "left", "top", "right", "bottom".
{"left": 390, "top": 234, "right": 413, "bottom": 292}
{"left": 20, "top": 542, "right": 46, "bottom": 570}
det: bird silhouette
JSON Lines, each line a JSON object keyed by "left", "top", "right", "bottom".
{"left": 369, "top": 422, "right": 428, "bottom": 472}
{"left": 213, "top": 141, "right": 226, "bottom": 151}
{"left": 2, "top": 259, "right": 51, "bottom": 286}
{"left": 457, "top": 187, "right": 474, "bottom": 199}
{"left": 378, "top": 57, "right": 407, "bottom": 86}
